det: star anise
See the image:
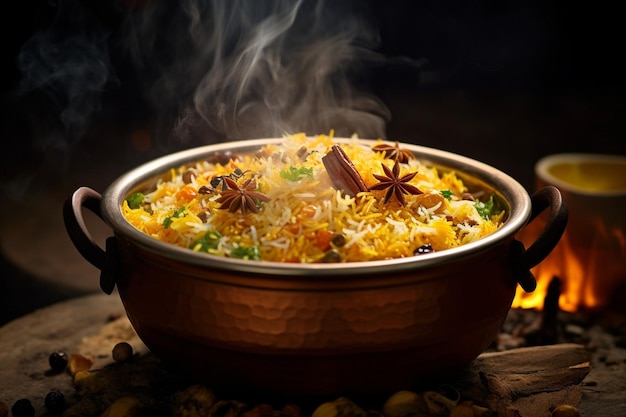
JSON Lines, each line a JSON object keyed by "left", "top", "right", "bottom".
{"left": 372, "top": 141, "right": 414, "bottom": 164}
{"left": 216, "top": 177, "right": 270, "bottom": 214}
{"left": 369, "top": 160, "right": 422, "bottom": 205}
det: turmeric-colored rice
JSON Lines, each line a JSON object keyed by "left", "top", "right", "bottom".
{"left": 122, "top": 133, "right": 505, "bottom": 263}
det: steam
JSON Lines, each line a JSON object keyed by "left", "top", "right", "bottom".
{"left": 122, "top": 0, "right": 390, "bottom": 141}
{"left": 1, "top": 0, "right": 115, "bottom": 201}
{"left": 4, "top": 0, "right": 391, "bottom": 200}
{"left": 17, "top": 0, "right": 115, "bottom": 154}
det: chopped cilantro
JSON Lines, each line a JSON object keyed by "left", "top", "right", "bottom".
{"left": 280, "top": 166, "right": 313, "bottom": 181}
{"left": 230, "top": 245, "right": 260, "bottom": 260}
{"left": 163, "top": 206, "right": 186, "bottom": 228}
{"left": 191, "top": 230, "right": 222, "bottom": 252}
{"left": 126, "top": 192, "right": 145, "bottom": 209}
{"left": 441, "top": 190, "right": 453, "bottom": 200}
{"left": 475, "top": 196, "right": 499, "bottom": 220}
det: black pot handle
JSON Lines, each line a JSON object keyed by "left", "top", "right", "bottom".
{"left": 511, "top": 185, "right": 569, "bottom": 292}
{"left": 63, "top": 186, "right": 117, "bottom": 294}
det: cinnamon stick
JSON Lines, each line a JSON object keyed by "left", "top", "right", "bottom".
{"left": 322, "top": 145, "right": 368, "bottom": 197}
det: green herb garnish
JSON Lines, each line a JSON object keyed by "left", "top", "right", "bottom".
{"left": 280, "top": 166, "right": 313, "bottom": 181}
{"left": 230, "top": 245, "right": 260, "bottom": 260}
{"left": 126, "top": 192, "right": 145, "bottom": 209}
{"left": 163, "top": 207, "right": 186, "bottom": 228}
{"left": 475, "top": 196, "right": 498, "bottom": 220}
{"left": 191, "top": 230, "right": 222, "bottom": 252}
{"left": 441, "top": 190, "right": 453, "bottom": 200}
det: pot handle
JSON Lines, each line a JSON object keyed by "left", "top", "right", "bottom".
{"left": 511, "top": 185, "right": 568, "bottom": 292}
{"left": 63, "top": 186, "right": 118, "bottom": 294}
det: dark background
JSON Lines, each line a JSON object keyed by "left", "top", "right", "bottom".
{"left": 1, "top": 0, "right": 625, "bottom": 324}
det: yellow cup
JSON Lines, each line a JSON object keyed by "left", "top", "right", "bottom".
{"left": 516, "top": 153, "right": 626, "bottom": 312}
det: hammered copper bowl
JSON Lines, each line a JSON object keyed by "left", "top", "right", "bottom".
{"left": 64, "top": 138, "right": 567, "bottom": 399}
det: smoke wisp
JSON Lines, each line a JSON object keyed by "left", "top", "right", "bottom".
{"left": 122, "top": 0, "right": 391, "bottom": 141}
{"left": 3, "top": 0, "right": 393, "bottom": 201}
{"left": 1, "top": 0, "right": 116, "bottom": 200}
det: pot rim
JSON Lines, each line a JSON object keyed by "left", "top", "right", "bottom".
{"left": 100, "top": 137, "right": 532, "bottom": 276}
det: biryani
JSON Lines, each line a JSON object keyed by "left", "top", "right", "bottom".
{"left": 122, "top": 132, "right": 505, "bottom": 263}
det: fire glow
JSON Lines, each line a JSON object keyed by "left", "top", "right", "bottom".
{"left": 513, "top": 228, "right": 599, "bottom": 313}
{"left": 513, "top": 155, "right": 626, "bottom": 313}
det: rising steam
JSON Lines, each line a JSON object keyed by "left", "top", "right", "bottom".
{"left": 122, "top": 0, "right": 390, "bottom": 141}
{"left": 4, "top": 0, "right": 391, "bottom": 200}
{"left": 1, "top": 0, "right": 115, "bottom": 200}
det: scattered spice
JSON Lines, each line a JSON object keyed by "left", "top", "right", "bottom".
{"left": 322, "top": 145, "right": 368, "bottom": 197}
{"left": 207, "top": 151, "right": 238, "bottom": 165}
{"left": 48, "top": 350, "right": 68, "bottom": 372}
{"left": 369, "top": 160, "right": 422, "bottom": 205}
{"left": 296, "top": 145, "right": 308, "bottom": 159}
{"left": 10, "top": 399, "right": 34, "bottom": 417}
{"left": 216, "top": 177, "right": 270, "bottom": 214}
{"left": 44, "top": 390, "right": 66, "bottom": 413}
{"left": 372, "top": 141, "right": 414, "bottom": 163}
{"left": 112, "top": 342, "right": 134, "bottom": 362}
{"left": 182, "top": 168, "right": 197, "bottom": 184}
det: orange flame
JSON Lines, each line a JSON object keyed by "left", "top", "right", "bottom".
{"left": 514, "top": 215, "right": 626, "bottom": 313}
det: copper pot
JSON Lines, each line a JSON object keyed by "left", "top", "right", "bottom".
{"left": 64, "top": 138, "right": 567, "bottom": 398}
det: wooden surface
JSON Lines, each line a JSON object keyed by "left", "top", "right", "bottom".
{"left": 0, "top": 294, "right": 624, "bottom": 416}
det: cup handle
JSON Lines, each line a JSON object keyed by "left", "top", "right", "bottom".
{"left": 511, "top": 185, "right": 569, "bottom": 292}
{"left": 63, "top": 186, "right": 118, "bottom": 294}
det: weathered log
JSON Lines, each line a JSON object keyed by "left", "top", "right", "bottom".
{"left": 453, "top": 344, "right": 591, "bottom": 417}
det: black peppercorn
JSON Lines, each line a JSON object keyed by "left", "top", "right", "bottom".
{"left": 44, "top": 390, "right": 66, "bottom": 412}
{"left": 11, "top": 399, "right": 34, "bottom": 417}
{"left": 414, "top": 244, "right": 434, "bottom": 255}
{"left": 48, "top": 351, "right": 68, "bottom": 372}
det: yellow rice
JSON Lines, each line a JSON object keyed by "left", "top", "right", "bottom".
{"left": 122, "top": 132, "right": 505, "bottom": 262}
